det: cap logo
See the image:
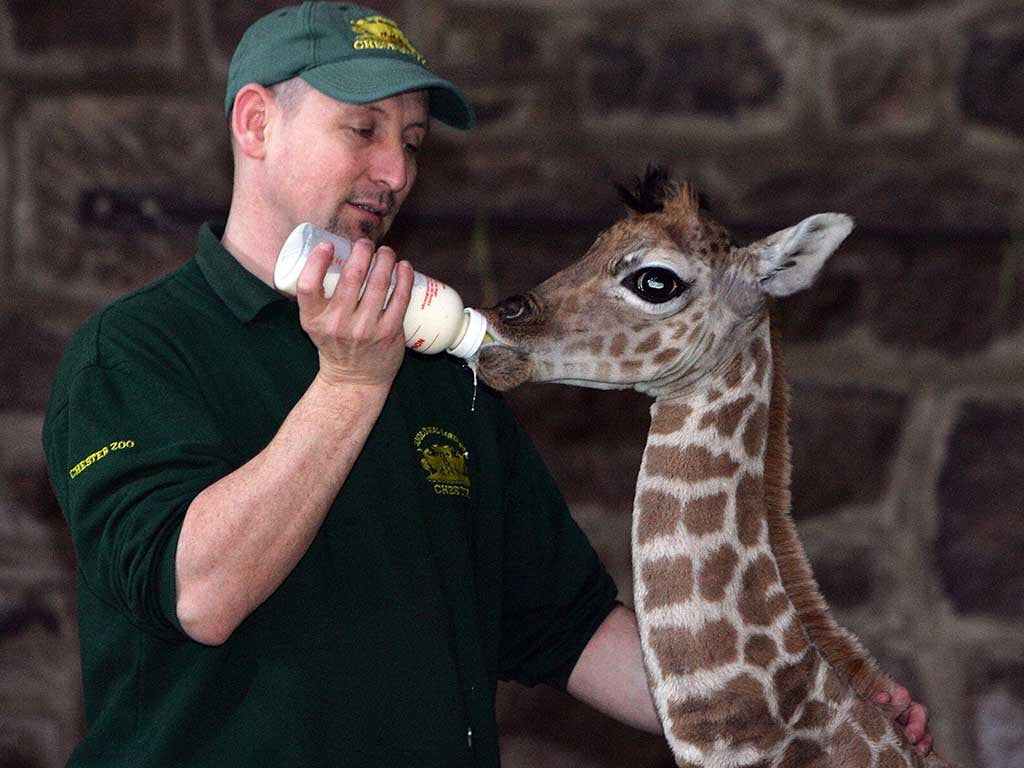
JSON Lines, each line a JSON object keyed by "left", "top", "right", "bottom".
{"left": 351, "top": 15, "right": 427, "bottom": 66}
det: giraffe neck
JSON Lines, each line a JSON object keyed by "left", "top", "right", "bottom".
{"left": 632, "top": 319, "right": 803, "bottom": 764}
{"left": 631, "top": 319, "right": 931, "bottom": 768}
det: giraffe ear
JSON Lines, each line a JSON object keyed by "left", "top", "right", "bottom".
{"left": 751, "top": 213, "right": 853, "bottom": 297}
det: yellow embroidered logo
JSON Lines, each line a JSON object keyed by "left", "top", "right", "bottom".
{"left": 69, "top": 439, "right": 136, "bottom": 479}
{"left": 351, "top": 15, "right": 427, "bottom": 65}
{"left": 414, "top": 426, "right": 470, "bottom": 498}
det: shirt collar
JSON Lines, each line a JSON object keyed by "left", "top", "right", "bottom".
{"left": 194, "top": 222, "right": 289, "bottom": 323}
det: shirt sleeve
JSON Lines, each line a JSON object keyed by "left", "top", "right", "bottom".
{"left": 496, "top": 414, "right": 620, "bottom": 690}
{"left": 46, "top": 355, "right": 235, "bottom": 641}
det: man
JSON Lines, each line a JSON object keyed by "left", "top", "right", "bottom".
{"left": 42, "top": 2, "right": 931, "bottom": 765}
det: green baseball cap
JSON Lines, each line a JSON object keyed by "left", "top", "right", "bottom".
{"left": 225, "top": 2, "right": 475, "bottom": 129}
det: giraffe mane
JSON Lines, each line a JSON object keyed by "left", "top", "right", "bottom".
{"left": 764, "top": 309, "right": 899, "bottom": 705}
{"left": 614, "top": 164, "right": 703, "bottom": 217}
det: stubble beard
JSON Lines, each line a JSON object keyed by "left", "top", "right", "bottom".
{"left": 326, "top": 189, "right": 398, "bottom": 244}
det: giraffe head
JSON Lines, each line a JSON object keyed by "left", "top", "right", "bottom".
{"left": 477, "top": 166, "right": 853, "bottom": 397}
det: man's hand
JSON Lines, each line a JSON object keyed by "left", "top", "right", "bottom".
{"left": 874, "top": 688, "right": 932, "bottom": 754}
{"left": 297, "top": 238, "right": 413, "bottom": 389}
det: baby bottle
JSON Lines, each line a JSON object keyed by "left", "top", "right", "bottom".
{"left": 274, "top": 222, "right": 489, "bottom": 359}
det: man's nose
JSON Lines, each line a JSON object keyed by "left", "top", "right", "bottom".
{"left": 370, "top": 138, "right": 409, "bottom": 192}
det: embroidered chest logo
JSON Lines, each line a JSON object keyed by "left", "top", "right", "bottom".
{"left": 414, "top": 426, "right": 470, "bottom": 498}
{"left": 350, "top": 15, "right": 427, "bottom": 66}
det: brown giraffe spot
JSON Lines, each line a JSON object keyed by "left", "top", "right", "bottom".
{"left": 671, "top": 321, "right": 690, "bottom": 339}
{"left": 774, "top": 650, "right": 819, "bottom": 724}
{"left": 738, "top": 555, "right": 789, "bottom": 626}
{"left": 645, "top": 445, "right": 740, "bottom": 482}
{"left": 668, "top": 673, "right": 786, "bottom": 751}
{"left": 744, "top": 634, "right": 778, "bottom": 668}
{"left": 620, "top": 359, "right": 643, "bottom": 374}
{"left": 564, "top": 336, "right": 605, "bottom": 355}
{"left": 735, "top": 472, "right": 765, "bottom": 547}
{"left": 608, "top": 333, "right": 629, "bottom": 357}
{"left": 636, "top": 489, "right": 680, "bottom": 545}
{"left": 699, "top": 544, "right": 740, "bottom": 601}
{"left": 830, "top": 724, "right": 872, "bottom": 768}
{"left": 794, "top": 700, "right": 830, "bottom": 730}
{"left": 682, "top": 492, "right": 729, "bottom": 535}
{"left": 750, "top": 336, "right": 769, "bottom": 387}
{"left": 782, "top": 617, "right": 810, "bottom": 655}
{"left": 706, "top": 388, "right": 723, "bottom": 402}
{"left": 852, "top": 697, "right": 890, "bottom": 742}
{"left": 878, "top": 747, "right": 910, "bottom": 768}
{"left": 722, "top": 352, "right": 744, "bottom": 388}
{"left": 561, "top": 295, "right": 581, "bottom": 315}
{"left": 653, "top": 347, "right": 678, "bottom": 365}
{"left": 691, "top": 310, "right": 704, "bottom": 323}
{"left": 699, "top": 394, "right": 754, "bottom": 438}
{"left": 649, "top": 618, "right": 738, "bottom": 677}
{"left": 641, "top": 555, "right": 694, "bottom": 610}
{"left": 650, "top": 403, "right": 693, "bottom": 435}
{"left": 778, "top": 738, "right": 827, "bottom": 768}
{"left": 742, "top": 403, "right": 770, "bottom": 458}
{"left": 823, "top": 667, "right": 847, "bottom": 704}
{"left": 686, "top": 323, "right": 704, "bottom": 344}
{"left": 635, "top": 331, "right": 662, "bottom": 354}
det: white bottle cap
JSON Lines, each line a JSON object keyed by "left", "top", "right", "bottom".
{"left": 274, "top": 223, "right": 314, "bottom": 295}
{"left": 447, "top": 307, "right": 489, "bottom": 359}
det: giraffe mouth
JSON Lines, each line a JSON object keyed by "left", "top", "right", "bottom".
{"left": 476, "top": 344, "right": 533, "bottom": 392}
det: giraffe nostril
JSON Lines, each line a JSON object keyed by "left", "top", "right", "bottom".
{"left": 496, "top": 294, "right": 534, "bottom": 325}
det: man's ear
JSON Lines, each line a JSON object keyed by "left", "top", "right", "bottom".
{"left": 749, "top": 213, "right": 854, "bottom": 297}
{"left": 230, "top": 84, "right": 273, "bottom": 159}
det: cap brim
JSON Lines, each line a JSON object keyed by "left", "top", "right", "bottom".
{"left": 301, "top": 57, "right": 475, "bottom": 130}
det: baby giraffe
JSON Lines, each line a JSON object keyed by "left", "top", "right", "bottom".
{"left": 476, "top": 167, "right": 952, "bottom": 768}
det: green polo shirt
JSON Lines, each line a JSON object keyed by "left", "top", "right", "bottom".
{"left": 43, "top": 223, "right": 619, "bottom": 767}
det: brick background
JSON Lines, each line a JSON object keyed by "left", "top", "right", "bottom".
{"left": 2, "top": 1, "right": 1022, "bottom": 766}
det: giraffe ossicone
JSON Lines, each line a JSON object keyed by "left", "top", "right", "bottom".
{"left": 476, "top": 167, "right": 954, "bottom": 768}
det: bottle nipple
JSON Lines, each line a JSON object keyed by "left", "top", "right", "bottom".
{"left": 446, "top": 307, "right": 490, "bottom": 359}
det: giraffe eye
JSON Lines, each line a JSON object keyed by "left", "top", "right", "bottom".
{"left": 624, "top": 267, "right": 688, "bottom": 304}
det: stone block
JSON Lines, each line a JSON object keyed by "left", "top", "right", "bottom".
{"left": 938, "top": 400, "right": 1024, "bottom": 619}
{"left": 971, "top": 665, "right": 1024, "bottom": 768}
{"left": 0, "top": 581, "right": 81, "bottom": 748}
{"left": 437, "top": 4, "right": 551, "bottom": 80}
{"left": 579, "top": 36, "right": 649, "bottom": 114}
{"left": 0, "top": 314, "right": 66, "bottom": 411}
{"left": 13, "top": 97, "right": 231, "bottom": 303}
{"left": 808, "top": 544, "right": 875, "bottom": 610}
{"left": 711, "top": 145, "right": 1021, "bottom": 234}
{"left": 579, "top": 18, "right": 783, "bottom": 120}
{"left": 832, "top": 37, "right": 937, "bottom": 132}
{"left": 865, "top": 234, "right": 1024, "bottom": 356}
{"left": 0, "top": 0, "right": 178, "bottom": 73}
{"left": 824, "top": 0, "right": 947, "bottom": 8}
{"left": 960, "top": 26, "right": 1024, "bottom": 137}
{"left": 649, "top": 27, "right": 783, "bottom": 118}
{"left": 0, "top": 717, "right": 62, "bottom": 768}
{"left": 788, "top": 383, "right": 907, "bottom": 518}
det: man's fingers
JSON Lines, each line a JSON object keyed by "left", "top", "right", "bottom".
{"left": 356, "top": 245, "right": 397, "bottom": 314}
{"left": 917, "top": 734, "right": 933, "bottom": 755}
{"left": 330, "top": 238, "right": 375, "bottom": 310}
{"left": 296, "top": 242, "right": 334, "bottom": 311}
{"left": 382, "top": 260, "right": 413, "bottom": 327}
{"left": 904, "top": 703, "right": 929, "bottom": 739}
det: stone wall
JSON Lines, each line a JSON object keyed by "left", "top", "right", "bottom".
{"left": 1, "top": 1, "right": 1022, "bottom": 766}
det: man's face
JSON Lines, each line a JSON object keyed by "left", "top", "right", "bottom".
{"left": 263, "top": 85, "right": 429, "bottom": 243}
